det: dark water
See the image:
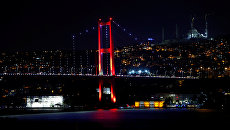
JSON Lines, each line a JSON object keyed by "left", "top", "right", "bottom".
{"left": 1, "top": 108, "right": 229, "bottom": 130}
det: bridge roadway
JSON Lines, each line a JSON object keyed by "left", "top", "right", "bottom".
{"left": 0, "top": 73, "right": 199, "bottom": 79}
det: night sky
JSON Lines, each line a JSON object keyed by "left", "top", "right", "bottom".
{"left": 0, "top": 0, "right": 229, "bottom": 50}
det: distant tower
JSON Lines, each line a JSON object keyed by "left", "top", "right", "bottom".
{"left": 205, "top": 14, "right": 208, "bottom": 38}
{"left": 191, "top": 17, "right": 194, "bottom": 29}
{"left": 72, "top": 34, "right": 76, "bottom": 74}
{"left": 190, "top": 17, "right": 195, "bottom": 38}
{"left": 162, "top": 27, "right": 165, "bottom": 43}
{"left": 86, "top": 50, "right": 89, "bottom": 74}
{"left": 176, "top": 24, "right": 178, "bottom": 39}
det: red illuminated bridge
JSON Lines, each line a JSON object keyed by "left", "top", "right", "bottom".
{"left": 0, "top": 18, "right": 198, "bottom": 104}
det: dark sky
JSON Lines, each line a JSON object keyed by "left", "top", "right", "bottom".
{"left": 0, "top": 0, "right": 229, "bottom": 50}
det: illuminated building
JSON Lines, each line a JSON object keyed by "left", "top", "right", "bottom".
{"left": 134, "top": 101, "right": 164, "bottom": 108}
{"left": 26, "top": 96, "right": 63, "bottom": 108}
{"left": 135, "top": 101, "right": 140, "bottom": 107}
{"left": 187, "top": 17, "right": 207, "bottom": 39}
{"left": 144, "top": 101, "right": 150, "bottom": 107}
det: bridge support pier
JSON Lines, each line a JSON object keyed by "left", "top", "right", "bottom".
{"left": 98, "top": 78, "right": 116, "bottom": 103}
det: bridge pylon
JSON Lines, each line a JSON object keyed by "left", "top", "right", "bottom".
{"left": 98, "top": 18, "right": 115, "bottom": 76}
{"left": 98, "top": 78, "right": 116, "bottom": 103}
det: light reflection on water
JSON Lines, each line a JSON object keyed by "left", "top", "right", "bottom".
{"left": 92, "top": 108, "right": 121, "bottom": 120}
{"left": 1, "top": 108, "right": 229, "bottom": 129}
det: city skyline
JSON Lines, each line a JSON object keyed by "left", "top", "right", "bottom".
{"left": 1, "top": 1, "right": 230, "bottom": 127}
{"left": 1, "top": 35, "right": 230, "bottom": 79}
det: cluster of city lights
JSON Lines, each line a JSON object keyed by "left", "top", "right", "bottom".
{"left": 128, "top": 69, "right": 150, "bottom": 75}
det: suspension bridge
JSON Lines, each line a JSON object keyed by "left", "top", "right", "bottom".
{"left": 0, "top": 18, "right": 198, "bottom": 79}
{"left": 0, "top": 18, "right": 198, "bottom": 104}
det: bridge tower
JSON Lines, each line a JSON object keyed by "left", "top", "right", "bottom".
{"left": 98, "top": 18, "right": 116, "bottom": 103}
{"left": 99, "top": 78, "right": 116, "bottom": 103}
{"left": 98, "top": 18, "right": 115, "bottom": 76}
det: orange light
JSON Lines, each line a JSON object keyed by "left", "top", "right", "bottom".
{"left": 99, "top": 80, "right": 102, "bottom": 101}
{"left": 154, "top": 101, "right": 164, "bottom": 108}
{"left": 24, "top": 86, "right": 29, "bottom": 89}
{"left": 113, "top": 97, "right": 116, "bottom": 103}
{"left": 144, "top": 101, "right": 150, "bottom": 108}
{"left": 159, "top": 101, "right": 164, "bottom": 108}
{"left": 154, "top": 101, "right": 159, "bottom": 107}
{"left": 135, "top": 101, "right": 140, "bottom": 107}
